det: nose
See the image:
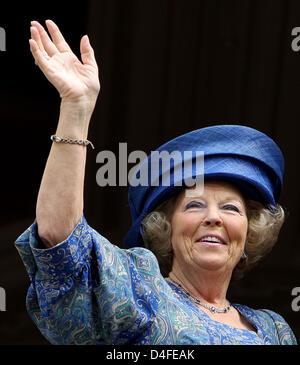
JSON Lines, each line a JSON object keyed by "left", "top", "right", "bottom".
{"left": 202, "top": 207, "right": 223, "bottom": 227}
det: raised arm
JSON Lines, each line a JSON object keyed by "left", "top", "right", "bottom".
{"left": 29, "top": 20, "right": 100, "bottom": 247}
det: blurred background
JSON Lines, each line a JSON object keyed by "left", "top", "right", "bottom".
{"left": 0, "top": 0, "right": 299, "bottom": 345}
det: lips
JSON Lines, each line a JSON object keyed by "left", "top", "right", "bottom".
{"left": 196, "top": 234, "right": 227, "bottom": 245}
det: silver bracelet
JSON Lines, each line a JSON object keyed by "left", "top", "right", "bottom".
{"left": 50, "top": 135, "right": 95, "bottom": 149}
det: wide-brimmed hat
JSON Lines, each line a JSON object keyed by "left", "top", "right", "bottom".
{"left": 124, "top": 125, "right": 285, "bottom": 248}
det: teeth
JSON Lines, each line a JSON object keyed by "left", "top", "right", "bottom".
{"left": 199, "top": 236, "right": 222, "bottom": 243}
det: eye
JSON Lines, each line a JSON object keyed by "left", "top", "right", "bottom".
{"left": 222, "top": 204, "right": 240, "bottom": 213}
{"left": 185, "top": 201, "right": 205, "bottom": 210}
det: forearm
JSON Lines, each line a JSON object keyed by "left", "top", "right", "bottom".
{"left": 29, "top": 20, "right": 100, "bottom": 246}
{"left": 36, "top": 100, "right": 94, "bottom": 246}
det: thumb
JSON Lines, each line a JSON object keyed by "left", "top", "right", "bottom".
{"left": 80, "top": 35, "right": 97, "bottom": 67}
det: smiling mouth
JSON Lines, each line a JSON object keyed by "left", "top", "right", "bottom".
{"left": 196, "top": 235, "right": 226, "bottom": 245}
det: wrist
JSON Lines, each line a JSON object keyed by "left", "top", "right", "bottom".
{"left": 61, "top": 93, "right": 98, "bottom": 112}
{"left": 60, "top": 96, "right": 96, "bottom": 118}
{"left": 56, "top": 105, "right": 91, "bottom": 140}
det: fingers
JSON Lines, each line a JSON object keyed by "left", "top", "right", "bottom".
{"left": 29, "top": 20, "right": 98, "bottom": 70}
{"left": 45, "top": 19, "right": 72, "bottom": 53}
{"left": 30, "top": 25, "right": 46, "bottom": 54}
{"left": 30, "top": 20, "right": 58, "bottom": 57}
{"left": 80, "top": 35, "right": 97, "bottom": 68}
{"left": 29, "top": 38, "right": 51, "bottom": 70}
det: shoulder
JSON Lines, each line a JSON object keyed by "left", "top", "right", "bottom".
{"left": 73, "top": 219, "right": 163, "bottom": 279}
{"left": 255, "top": 309, "right": 297, "bottom": 342}
{"left": 254, "top": 308, "right": 288, "bottom": 329}
{"left": 258, "top": 309, "right": 298, "bottom": 344}
{"left": 236, "top": 304, "right": 297, "bottom": 345}
{"left": 91, "top": 227, "right": 162, "bottom": 278}
{"left": 123, "top": 246, "right": 162, "bottom": 277}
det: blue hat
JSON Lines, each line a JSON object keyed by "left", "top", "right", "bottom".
{"left": 124, "top": 125, "right": 285, "bottom": 248}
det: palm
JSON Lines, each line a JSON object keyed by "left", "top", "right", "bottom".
{"left": 45, "top": 51, "right": 98, "bottom": 99}
{"left": 29, "top": 20, "right": 100, "bottom": 101}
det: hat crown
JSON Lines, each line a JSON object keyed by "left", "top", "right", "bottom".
{"left": 155, "top": 125, "right": 284, "bottom": 172}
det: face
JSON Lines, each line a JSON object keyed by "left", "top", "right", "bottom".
{"left": 170, "top": 181, "right": 248, "bottom": 276}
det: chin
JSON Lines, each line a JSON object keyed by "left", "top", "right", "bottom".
{"left": 193, "top": 252, "right": 231, "bottom": 272}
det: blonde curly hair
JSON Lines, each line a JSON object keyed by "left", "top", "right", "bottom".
{"left": 141, "top": 192, "right": 285, "bottom": 280}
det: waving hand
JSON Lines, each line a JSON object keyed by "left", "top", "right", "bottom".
{"left": 29, "top": 20, "right": 100, "bottom": 103}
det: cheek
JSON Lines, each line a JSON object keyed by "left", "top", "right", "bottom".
{"left": 226, "top": 216, "right": 248, "bottom": 244}
{"left": 171, "top": 213, "right": 201, "bottom": 240}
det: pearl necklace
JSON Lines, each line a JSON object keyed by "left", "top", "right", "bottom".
{"left": 168, "top": 278, "right": 232, "bottom": 314}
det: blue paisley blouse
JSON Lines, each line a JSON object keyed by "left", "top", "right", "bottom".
{"left": 15, "top": 215, "right": 297, "bottom": 345}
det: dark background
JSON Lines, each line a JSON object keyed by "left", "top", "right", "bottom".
{"left": 0, "top": 0, "right": 299, "bottom": 345}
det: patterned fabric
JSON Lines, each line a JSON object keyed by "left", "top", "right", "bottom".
{"left": 15, "top": 215, "right": 297, "bottom": 345}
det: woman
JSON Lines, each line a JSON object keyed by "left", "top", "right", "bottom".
{"left": 15, "top": 20, "right": 297, "bottom": 345}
